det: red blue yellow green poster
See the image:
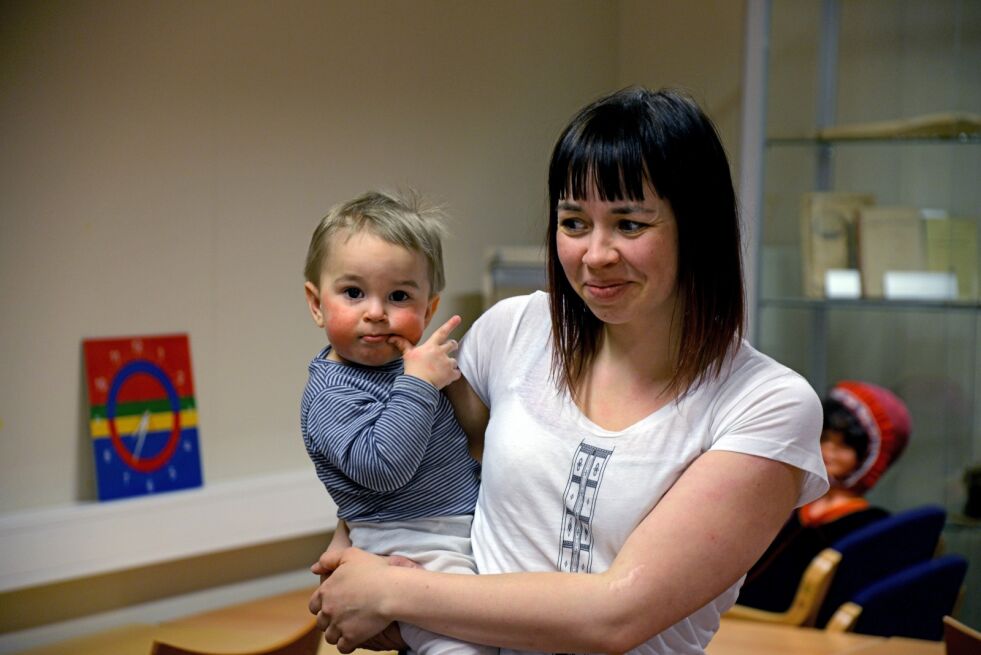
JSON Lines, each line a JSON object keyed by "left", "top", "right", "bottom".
{"left": 83, "top": 334, "right": 203, "bottom": 501}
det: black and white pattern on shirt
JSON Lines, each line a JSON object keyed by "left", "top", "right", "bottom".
{"left": 557, "top": 441, "right": 614, "bottom": 573}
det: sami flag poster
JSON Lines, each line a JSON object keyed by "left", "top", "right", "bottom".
{"left": 83, "top": 334, "right": 203, "bottom": 501}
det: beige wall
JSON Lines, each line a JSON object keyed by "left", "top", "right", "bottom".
{"left": 0, "top": 0, "right": 750, "bottom": 632}
{"left": 619, "top": 0, "right": 747, "bottom": 176}
{"left": 0, "top": 0, "right": 623, "bottom": 512}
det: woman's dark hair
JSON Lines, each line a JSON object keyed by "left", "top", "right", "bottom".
{"left": 822, "top": 397, "right": 870, "bottom": 464}
{"left": 546, "top": 86, "right": 744, "bottom": 398}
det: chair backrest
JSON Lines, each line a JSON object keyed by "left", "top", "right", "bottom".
{"left": 944, "top": 615, "right": 981, "bottom": 655}
{"left": 150, "top": 619, "right": 320, "bottom": 655}
{"left": 815, "top": 504, "right": 947, "bottom": 627}
{"left": 826, "top": 554, "right": 968, "bottom": 640}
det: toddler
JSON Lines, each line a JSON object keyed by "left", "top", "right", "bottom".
{"left": 301, "top": 190, "right": 494, "bottom": 655}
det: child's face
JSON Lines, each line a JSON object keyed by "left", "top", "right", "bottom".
{"left": 304, "top": 230, "right": 439, "bottom": 367}
{"left": 820, "top": 429, "right": 860, "bottom": 483}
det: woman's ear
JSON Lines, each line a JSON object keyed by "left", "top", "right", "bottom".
{"left": 305, "top": 282, "right": 324, "bottom": 327}
{"left": 423, "top": 294, "right": 441, "bottom": 328}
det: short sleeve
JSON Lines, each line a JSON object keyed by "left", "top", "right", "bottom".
{"left": 709, "top": 370, "right": 829, "bottom": 507}
{"left": 457, "top": 293, "right": 536, "bottom": 408}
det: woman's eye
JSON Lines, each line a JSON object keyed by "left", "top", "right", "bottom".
{"left": 618, "top": 219, "right": 647, "bottom": 234}
{"left": 343, "top": 287, "right": 364, "bottom": 299}
{"left": 558, "top": 217, "right": 586, "bottom": 233}
{"left": 390, "top": 290, "right": 411, "bottom": 302}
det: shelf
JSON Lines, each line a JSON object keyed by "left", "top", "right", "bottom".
{"left": 0, "top": 469, "right": 337, "bottom": 593}
{"left": 767, "top": 134, "right": 981, "bottom": 147}
{"left": 760, "top": 297, "right": 981, "bottom": 313}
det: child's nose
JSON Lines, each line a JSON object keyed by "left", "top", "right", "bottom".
{"left": 363, "top": 298, "right": 386, "bottom": 321}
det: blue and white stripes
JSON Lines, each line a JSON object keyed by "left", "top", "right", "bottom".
{"left": 301, "top": 347, "right": 480, "bottom": 522}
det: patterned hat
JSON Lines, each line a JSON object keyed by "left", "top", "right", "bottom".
{"left": 828, "top": 381, "right": 912, "bottom": 494}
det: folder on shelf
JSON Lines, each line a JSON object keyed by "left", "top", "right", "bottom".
{"left": 800, "top": 192, "right": 875, "bottom": 298}
{"left": 858, "top": 206, "right": 928, "bottom": 298}
{"left": 925, "top": 216, "right": 979, "bottom": 302}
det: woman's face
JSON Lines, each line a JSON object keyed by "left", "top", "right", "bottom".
{"left": 555, "top": 182, "right": 680, "bottom": 327}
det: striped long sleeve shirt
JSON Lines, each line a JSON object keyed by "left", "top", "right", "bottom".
{"left": 301, "top": 347, "right": 480, "bottom": 522}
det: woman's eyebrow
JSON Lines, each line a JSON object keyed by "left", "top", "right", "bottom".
{"left": 556, "top": 200, "right": 656, "bottom": 215}
{"left": 611, "top": 204, "right": 656, "bottom": 215}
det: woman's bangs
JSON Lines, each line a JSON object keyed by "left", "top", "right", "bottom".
{"left": 557, "top": 134, "right": 648, "bottom": 202}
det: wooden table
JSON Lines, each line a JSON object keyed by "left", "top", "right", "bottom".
{"left": 710, "top": 619, "right": 944, "bottom": 655}
{"left": 846, "top": 636, "right": 946, "bottom": 655}
{"left": 709, "top": 619, "right": 883, "bottom": 655}
{"left": 12, "top": 587, "right": 944, "bottom": 655}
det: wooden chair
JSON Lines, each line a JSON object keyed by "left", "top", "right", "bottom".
{"left": 825, "top": 554, "right": 968, "bottom": 640}
{"left": 726, "top": 548, "right": 842, "bottom": 627}
{"left": 726, "top": 504, "right": 947, "bottom": 628}
{"left": 943, "top": 615, "right": 981, "bottom": 655}
{"left": 150, "top": 618, "right": 321, "bottom": 655}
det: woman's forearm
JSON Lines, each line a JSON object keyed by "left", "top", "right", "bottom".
{"left": 314, "top": 451, "right": 801, "bottom": 654}
{"left": 385, "top": 452, "right": 800, "bottom": 653}
{"left": 381, "top": 564, "right": 669, "bottom": 653}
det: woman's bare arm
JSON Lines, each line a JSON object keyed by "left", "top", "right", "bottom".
{"left": 311, "top": 450, "right": 801, "bottom": 654}
{"left": 445, "top": 376, "right": 488, "bottom": 461}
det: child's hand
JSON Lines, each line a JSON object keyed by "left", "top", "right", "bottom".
{"left": 388, "top": 315, "right": 462, "bottom": 389}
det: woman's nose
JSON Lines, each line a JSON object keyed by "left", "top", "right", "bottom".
{"left": 582, "top": 232, "right": 620, "bottom": 268}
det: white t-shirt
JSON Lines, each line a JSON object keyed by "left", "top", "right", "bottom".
{"left": 457, "top": 292, "right": 828, "bottom": 655}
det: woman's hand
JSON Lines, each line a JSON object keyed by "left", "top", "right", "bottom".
{"left": 309, "top": 547, "right": 419, "bottom": 653}
{"left": 356, "top": 623, "right": 408, "bottom": 652}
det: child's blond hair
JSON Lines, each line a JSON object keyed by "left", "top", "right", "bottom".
{"left": 304, "top": 189, "right": 447, "bottom": 296}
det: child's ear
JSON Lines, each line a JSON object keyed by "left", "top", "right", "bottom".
{"left": 423, "top": 294, "right": 440, "bottom": 328}
{"left": 304, "top": 281, "right": 325, "bottom": 327}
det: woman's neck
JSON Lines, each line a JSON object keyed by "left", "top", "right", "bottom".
{"left": 598, "top": 302, "right": 681, "bottom": 382}
{"left": 573, "top": 308, "right": 682, "bottom": 430}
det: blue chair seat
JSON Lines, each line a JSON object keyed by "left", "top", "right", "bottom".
{"left": 826, "top": 554, "right": 969, "bottom": 640}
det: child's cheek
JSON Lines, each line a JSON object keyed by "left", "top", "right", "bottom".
{"left": 324, "top": 310, "right": 357, "bottom": 349}
{"left": 391, "top": 312, "right": 426, "bottom": 345}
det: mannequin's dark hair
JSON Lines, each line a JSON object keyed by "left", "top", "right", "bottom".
{"left": 822, "top": 397, "right": 871, "bottom": 464}
{"left": 546, "top": 87, "right": 744, "bottom": 398}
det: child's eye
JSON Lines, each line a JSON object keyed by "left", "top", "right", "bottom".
{"left": 343, "top": 287, "right": 364, "bottom": 299}
{"left": 389, "top": 290, "right": 411, "bottom": 302}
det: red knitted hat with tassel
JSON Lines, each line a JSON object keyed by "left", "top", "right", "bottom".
{"left": 827, "top": 381, "right": 912, "bottom": 495}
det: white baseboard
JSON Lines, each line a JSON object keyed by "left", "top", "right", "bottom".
{"left": 0, "top": 569, "right": 317, "bottom": 654}
{"left": 0, "top": 469, "right": 337, "bottom": 593}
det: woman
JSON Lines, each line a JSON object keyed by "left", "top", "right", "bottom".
{"left": 309, "top": 87, "right": 829, "bottom": 654}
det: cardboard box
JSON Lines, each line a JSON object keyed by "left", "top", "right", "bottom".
{"left": 858, "top": 206, "right": 927, "bottom": 298}
{"left": 925, "top": 216, "right": 979, "bottom": 301}
{"left": 800, "top": 192, "right": 875, "bottom": 298}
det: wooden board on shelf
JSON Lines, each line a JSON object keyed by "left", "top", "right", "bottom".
{"left": 818, "top": 112, "right": 981, "bottom": 140}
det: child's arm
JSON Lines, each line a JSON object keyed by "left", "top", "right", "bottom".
{"left": 305, "top": 317, "right": 464, "bottom": 492}
{"left": 306, "top": 381, "right": 439, "bottom": 491}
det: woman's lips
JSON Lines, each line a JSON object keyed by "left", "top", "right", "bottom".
{"left": 583, "top": 281, "right": 629, "bottom": 300}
